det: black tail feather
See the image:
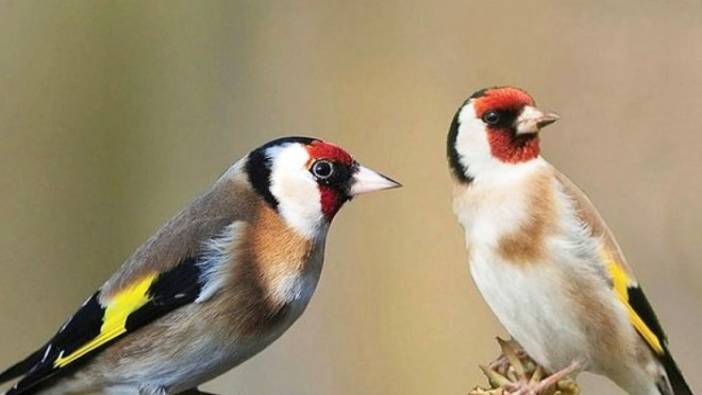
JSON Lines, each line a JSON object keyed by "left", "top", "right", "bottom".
{"left": 662, "top": 348, "right": 693, "bottom": 395}
{"left": 0, "top": 348, "right": 44, "bottom": 384}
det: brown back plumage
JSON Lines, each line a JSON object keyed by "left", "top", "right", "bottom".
{"left": 552, "top": 167, "right": 634, "bottom": 277}
{"left": 101, "top": 174, "right": 259, "bottom": 298}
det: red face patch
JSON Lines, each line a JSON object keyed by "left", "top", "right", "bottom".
{"left": 305, "top": 140, "right": 355, "bottom": 222}
{"left": 305, "top": 140, "right": 354, "bottom": 165}
{"left": 318, "top": 186, "right": 343, "bottom": 221}
{"left": 487, "top": 131, "right": 541, "bottom": 163}
{"left": 473, "top": 87, "right": 535, "bottom": 119}
{"left": 473, "top": 87, "right": 540, "bottom": 163}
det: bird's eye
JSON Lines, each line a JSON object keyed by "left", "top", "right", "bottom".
{"left": 312, "top": 160, "right": 334, "bottom": 179}
{"left": 482, "top": 111, "right": 500, "bottom": 125}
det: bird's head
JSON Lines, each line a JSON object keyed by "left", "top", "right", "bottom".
{"left": 447, "top": 86, "right": 559, "bottom": 182}
{"left": 244, "top": 136, "right": 400, "bottom": 239}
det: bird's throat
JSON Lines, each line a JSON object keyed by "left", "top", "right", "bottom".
{"left": 488, "top": 129, "right": 540, "bottom": 163}
{"left": 318, "top": 186, "right": 346, "bottom": 222}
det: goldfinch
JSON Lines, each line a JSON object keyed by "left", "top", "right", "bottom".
{"left": 447, "top": 87, "right": 693, "bottom": 395}
{"left": 0, "top": 136, "right": 400, "bottom": 395}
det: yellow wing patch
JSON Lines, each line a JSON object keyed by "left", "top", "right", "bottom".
{"left": 603, "top": 252, "right": 664, "bottom": 355}
{"left": 54, "top": 274, "right": 157, "bottom": 368}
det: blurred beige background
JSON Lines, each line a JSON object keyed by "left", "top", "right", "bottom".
{"left": 1, "top": 1, "right": 701, "bottom": 394}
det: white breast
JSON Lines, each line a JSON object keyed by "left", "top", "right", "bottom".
{"left": 469, "top": 249, "right": 591, "bottom": 371}
{"left": 455, "top": 160, "right": 600, "bottom": 372}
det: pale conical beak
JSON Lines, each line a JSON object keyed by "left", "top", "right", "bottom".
{"left": 514, "top": 105, "right": 560, "bottom": 135}
{"left": 348, "top": 165, "right": 402, "bottom": 196}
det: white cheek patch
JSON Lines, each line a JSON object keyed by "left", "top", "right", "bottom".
{"left": 456, "top": 104, "right": 496, "bottom": 179}
{"left": 267, "top": 144, "right": 325, "bottom": 239}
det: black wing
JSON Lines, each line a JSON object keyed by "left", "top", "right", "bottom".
{"left": 1, "top": 256, "right": 203, "bottom": 395}
{"left": 628, "top": 286, "right": 693, "bottom": 395}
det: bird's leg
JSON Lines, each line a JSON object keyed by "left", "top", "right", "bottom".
{"left": 176, "top": 388, "right": 221, "bottom": 395}
{"left": 528, "top": 360, "right": 580, "bottom": 394}
{"left": 505, "top": 360, "right": 581, "bottom": 395}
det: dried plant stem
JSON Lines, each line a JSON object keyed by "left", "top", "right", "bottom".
{"left": 469, "top": 338, "right": 580, "bottom": 395}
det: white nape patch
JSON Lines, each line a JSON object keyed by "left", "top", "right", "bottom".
{"left": 196, "top": 221, "right": 248, "bottom": 303}
{"left": 455, "top": 103, "right": 543, "bottom": 183}
{"left": 267, "top": 143, "right": 326, "bottom": 240}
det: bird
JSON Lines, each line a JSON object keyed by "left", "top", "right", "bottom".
{"left": 446, "top": 86, "right": 693, "bottom": 395}
{"left": 0, "top": 136, "right": 401, "bottom": 395}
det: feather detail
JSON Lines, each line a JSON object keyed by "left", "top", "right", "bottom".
{"left": 0, "top": 349, "right": 44, "bottom": 384}
{"left": 196, "top": 221, "right": 248, "bottom": 303}
{"left": 557, "top": 166, "right": 667, "bottom": 356}
{"left": 54, "top": 274, "right": 157, "bottom": 368}
{"left": 603, "top": 251, "right": 664, "bottom": 355}
{"left": 5, "top": 258, "right": 204, "bottom": 395}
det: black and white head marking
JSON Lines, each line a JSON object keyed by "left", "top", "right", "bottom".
{"left": 245, "top": 136, "right": 316, "bottom": 209}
